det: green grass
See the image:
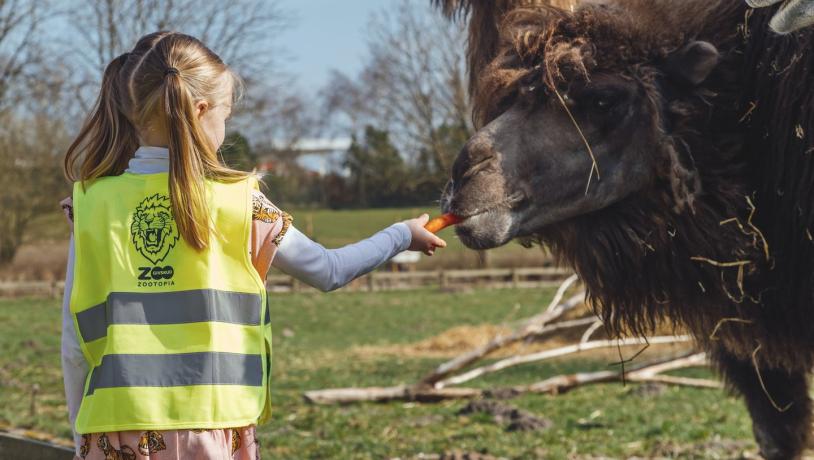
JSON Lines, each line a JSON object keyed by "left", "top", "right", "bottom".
{"left": 0, "top": 289, "right": 755, "bottom": 459}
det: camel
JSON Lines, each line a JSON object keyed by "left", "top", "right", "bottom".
{"left": 435, "top": 1, "right": 814, "bottom": 458}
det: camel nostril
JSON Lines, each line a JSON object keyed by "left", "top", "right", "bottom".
{"left": 453, "top": 134, "right": 497, "bottom": 179}
{"left": 466, "top": 137, "right": 496, "bottom": 163}
{"left": 461, "top": 155, "right": 495, "bottom": 180}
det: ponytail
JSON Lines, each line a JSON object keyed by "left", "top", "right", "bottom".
{"left": 162, "top": 68, "right": 219, "bottom": 250}
{"left": 64, "top": 53, "right": 138, "bottom": 184}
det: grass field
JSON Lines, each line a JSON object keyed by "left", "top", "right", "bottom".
{"left": 0, "top": 287, "right": 758, "bottom": 459}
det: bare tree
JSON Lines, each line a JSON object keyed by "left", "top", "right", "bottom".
{"left": 0, "top": 0, "right": 73, "bottom": 265}
{"left": 66, "top": 0, "right": 286, "bottom": 76}
{"left": 323, "top": 1, "right": 472, "bottom": 176}
{"left": 60, "top": 0, "right": 322, "bottom": 162}
{"left": 246, "top": 82, "right": 320, "bottom": 150}
{"left": 0, "top": 87, "right": 71, "bottom": 265}
{"left": 63, "top": 0, "right": 289, "bottom": 117}
{"left": 0, "top": 0, "right": 53, "bottom": 112}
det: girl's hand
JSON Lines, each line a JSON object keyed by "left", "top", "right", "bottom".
{"left": 403, "top": 214, "right": 448, "bottom": 256}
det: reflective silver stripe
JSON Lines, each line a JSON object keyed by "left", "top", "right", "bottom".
{"left": 75, "top": 303, "right": 107, "bottom": 342}
{"left": 86, "top": 352, "right": 263, "bottom": 395}
{"left": 76, "top": 289, "right": 262, "bottom": 343}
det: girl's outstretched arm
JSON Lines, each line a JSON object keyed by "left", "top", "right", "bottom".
{"left": 272, "top": 223, "right": 412, "bottom": 292}
{"left": 253, "top": 191, "right": 443, "bottom": 292}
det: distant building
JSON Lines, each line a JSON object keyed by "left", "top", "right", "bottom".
{"left": 257, "top": 138, "right": 352, "bottom": 175}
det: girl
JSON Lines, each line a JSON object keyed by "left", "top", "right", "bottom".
{"left": 60, "top": 31, "right": 445, "bottom": 460}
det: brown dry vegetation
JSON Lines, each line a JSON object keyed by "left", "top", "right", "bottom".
{"left": 350, "top": 309, "right": 693, "bottom": 361}
{"left": 0, "top": 241, "right": 70, "bottom": 282}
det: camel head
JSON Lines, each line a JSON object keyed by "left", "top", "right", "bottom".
{"left": 440, "top": 1, "right": 742, "bottom": 250}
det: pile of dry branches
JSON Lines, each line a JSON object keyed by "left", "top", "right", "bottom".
{"left": 304, "top": 275, "right": 718, "bottom": 405}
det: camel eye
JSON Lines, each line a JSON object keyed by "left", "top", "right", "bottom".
{"left": 519, "top": 84, "right": 538, "bottom": 98}
{"left": 576, "top": 83, "right": 629, "bottom": 114}
{"left": 593, "top": 96, "right": 617, "bottom": 111}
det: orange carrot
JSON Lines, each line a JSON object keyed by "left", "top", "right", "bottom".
{"left": 425, "top": 213, "right": 464, "bottom": 233}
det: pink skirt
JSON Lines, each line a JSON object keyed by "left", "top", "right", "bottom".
{"left": 74, "top": 426, "right": 259, "bottom": 460}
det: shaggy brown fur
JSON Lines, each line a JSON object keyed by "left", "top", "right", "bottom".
{"left": 437, "top": 0, "right": 814, "bottom": 456}
{"left": 445, "top": 0, "right": 814, "bottom": 370}
{"left": 490, "top": 2, "right": 766, "bottom": 354}
{"left": 433, "top": 0, "right": 580, "bottom": 100}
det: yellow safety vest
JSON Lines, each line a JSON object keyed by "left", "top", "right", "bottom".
{"left": 70, "top": 172, "right": 270, "bottom": 434}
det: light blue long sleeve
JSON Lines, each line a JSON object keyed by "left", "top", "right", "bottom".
{"left": 273, "top": 224, "right": 411, "bottom": 292}
{"left": 60, "top": 234, "right": 85, "bottom": 456}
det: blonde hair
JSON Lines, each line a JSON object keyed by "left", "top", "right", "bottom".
{"left": 64, "top": 31, "right": 247, "bottom": 251}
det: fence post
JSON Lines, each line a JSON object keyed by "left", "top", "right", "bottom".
{"left": 439, "top": 270, "right": 447, "bottom": 290}
{"left": 367, "top": 273, "right": 376, "bottom": 292}
{"left": 29, "top": 383, "right": 40, "bottom": 418}
{"left": 52, "top": 280, "right": 65, "bottom": 299}
{"left": 511, "top": 268, "right": 519, "bottom": 288}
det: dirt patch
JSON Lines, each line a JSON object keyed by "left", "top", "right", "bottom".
{"left": 458, "top": 399, "right": 552, "bottom": 432}
{"left": 625, "top": 382, "right": 669, "bottom": 398}
{"left": 352, "top": 323, "right": 693, "bottom": 361}
{"left": 352, "top": 325, "right": 511, "bottom": 359}
{"left": 645, "top": 438, "right": 758, "bottom": 459}
{"left": 352, "top": 323, "right": 585, "bottom": 359}
{"left": 402, "top": 453, "right": 507, "bottom": 460}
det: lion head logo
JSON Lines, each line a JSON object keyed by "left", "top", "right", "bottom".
{"left": 130, "top": 194, "right": 179, "bottom": 265}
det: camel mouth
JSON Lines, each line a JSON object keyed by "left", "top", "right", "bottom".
{"left": 454, "top": 207, "right": 525, "bottom": 250}
{"left": 440, "top": 178, "right": 529, "bottom": 249}
{"left": 450, "top": 192, "right": 528, "bottom": 219}
{"left": 449, "top": 194, "right": 529, "bottom": 250}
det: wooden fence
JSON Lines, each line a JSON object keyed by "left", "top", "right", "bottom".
{"left": 0, "top": 267, "right": 572, "bottom": 298}
{"left": 0, "top": 280, "right": 66, "bottom": 298}
{"left": 265, "top": 267, "right": 570, "bottom": 292}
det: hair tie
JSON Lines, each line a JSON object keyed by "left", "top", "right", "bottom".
{"left": 164, "top": 67, "right": 180, "bottom": 77}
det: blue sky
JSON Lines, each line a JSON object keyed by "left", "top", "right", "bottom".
{"left": 274, "top": 1, "right": 402, "bottom": 171}
{"left": 275, "top": 0, "right": 384, "bottom": 95}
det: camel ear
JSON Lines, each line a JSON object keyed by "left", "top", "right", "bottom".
{"left": 665, "top": 41, "right": 720, "bottom": 85}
